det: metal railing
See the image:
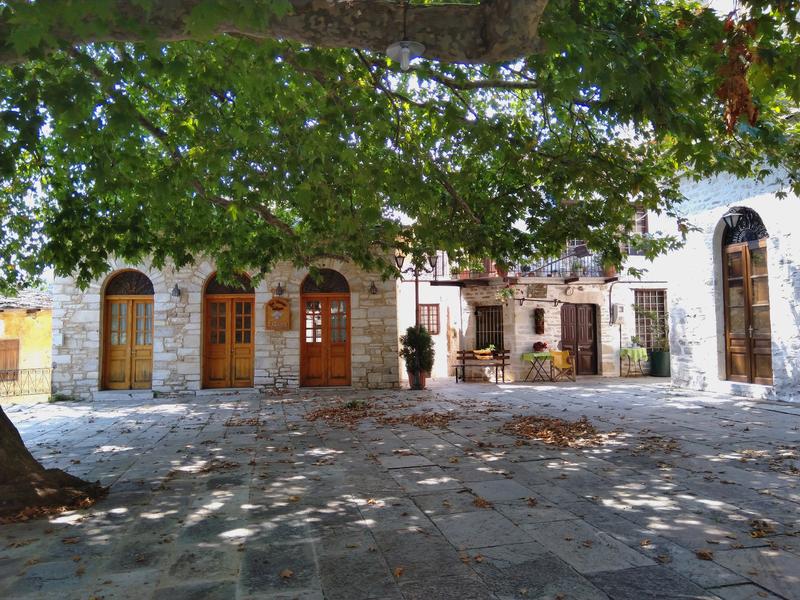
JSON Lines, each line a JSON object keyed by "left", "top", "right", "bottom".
{"left": 514, "top": 254, "right": 604, "bottom": 278}
{"left": 450, "top": 254, "right": 604, "bottom": 280}
{"left": 0, "top": 368, "right": 52, "bottom": 397}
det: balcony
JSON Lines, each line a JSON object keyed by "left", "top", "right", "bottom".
{"left": 452, "top": 254, "right": 604, "bottom": 280}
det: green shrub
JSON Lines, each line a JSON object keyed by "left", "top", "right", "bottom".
{"left": 399, "top": 325, "right": 435, "bottom": 375}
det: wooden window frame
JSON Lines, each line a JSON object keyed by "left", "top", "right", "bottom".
{"left": 633, "top": 289, "right": 667, "bottom": 350}
{"left": 418, "top": 304, "right": 440, "bottom": 335}
{"left": 627, "top": 208, "right": 649, "bottom": 255}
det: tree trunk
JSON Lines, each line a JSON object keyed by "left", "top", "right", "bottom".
{"left": 0, "top": 0, "right": 549, "bottom": 65}
{"left": 0, "top": 406, "right": 106, "bottom": 521}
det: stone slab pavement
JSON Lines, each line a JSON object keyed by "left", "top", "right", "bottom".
{"left": 0, "top": 378, "right": 798, "bottom": 599}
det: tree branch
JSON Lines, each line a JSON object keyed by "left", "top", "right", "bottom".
{"left": 0, "top": 0, "right": 549, "bottom": 65}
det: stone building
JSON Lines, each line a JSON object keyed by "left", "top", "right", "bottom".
{"left": 433, "top": 257, "right": 668, "bottom": 382}
{"left": 0, "top": 290, "right": 52, "bottom": 404}
{"left": 665, "top": 174, "right": 800, "bottom": 401}
{"left": 51, "top": 258, "right": 400, "bottom": 399}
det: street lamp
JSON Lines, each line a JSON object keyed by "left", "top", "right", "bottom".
{"left": 396, "top": 251, "right": 439, "bottom": 327}
{"left": 386, "top": 1, "right": 425, "bottom": 71}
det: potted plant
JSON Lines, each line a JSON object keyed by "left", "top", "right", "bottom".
{"left": 400, "top": 325, "right": 435, "bottom": 390}
{"left": 602, "top": 259, "right": 618, "bottom": 278}
{"left": 633, "top": 307, "right": 671, "bottom": 377}
{"left": 571, "top": 260, "right": 584, "bottom": 276}
{"left": 474, "top": 343, "right": 496, "bottom": 360}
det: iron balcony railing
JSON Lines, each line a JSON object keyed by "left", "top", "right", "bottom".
{"left": 451, "top": 254, "right": 604, "bottom": 280}
{"left": 0, "top": 368, "right": 52, "bottom": 397}
{"left": 514, "top": 253, "right": 604, "bottom": 278}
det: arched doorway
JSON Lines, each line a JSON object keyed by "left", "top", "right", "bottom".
{"left": 300, "top": 269, "right": 351, "bottom": 387}
{"left": 102, "top": 270, "right": 154, "bottom": 390}
{"left": 722, "top": 207, "right": 773, "bottom": 384}
{"left": 203, "top": 273, "right": 255, "bottom": 388}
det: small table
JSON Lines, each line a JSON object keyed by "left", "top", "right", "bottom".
{"left": 522, "top": 351, "right": 553, "bottom": 382}
{"left": 620, "top": 347, "right": 648, "bottom": 377}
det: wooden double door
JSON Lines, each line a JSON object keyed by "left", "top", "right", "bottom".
{"left": 560, "top": 303, "right": 598, "bottom": 375}
{"left": 103, "top": 297, "right": 153, "bottom": 389}
{"left": 723, "top": 240, "right": 773, "bottom": 384}
{"left": 203, "top": 296, "right": 254, "bottom": 388}
{"left": 301, "top": 294, "right": 351, "bottom": 387}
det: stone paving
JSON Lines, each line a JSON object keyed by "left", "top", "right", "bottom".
{"left": 0, "top": 378, "right": 799, "bottom": 600}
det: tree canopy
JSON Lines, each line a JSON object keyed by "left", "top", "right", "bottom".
{"left": 0, "top": 0, "right": 799, "bottom": 292}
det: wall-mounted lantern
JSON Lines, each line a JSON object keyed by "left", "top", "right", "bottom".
{"left": 171, "top": 284, "right": 181, "bottom": 298}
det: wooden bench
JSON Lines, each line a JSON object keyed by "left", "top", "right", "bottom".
{"left": 455, "top": 350, "right": 510, "bottom": 383}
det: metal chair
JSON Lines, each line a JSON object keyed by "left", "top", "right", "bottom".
{"left": 550, "top": 350, "right": 576, "bottom": 382}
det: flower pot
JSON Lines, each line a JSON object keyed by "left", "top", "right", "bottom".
{"left": 603, "top": 264, "right": 617, "bottom": 277}
{"left": 649, "top": 350, "right": 671, "bottom": 377}
{"left": 408, "top": 370, "right": 427, "bottom": 390}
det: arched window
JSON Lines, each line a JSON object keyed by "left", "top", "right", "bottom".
{"left": 102, "top": 270, "right": 154, "bottom": 390}
{"left": 301, "top": 269, "right": 350, "bottom": 294}
{"left": 721, "top": 207, "right": 772, "bottom": 385}
{"left": 205, "top": 273, "right": 255, "bottom": 295}
{"left": 105, "top": 270, "right": 155, "bottom": 296}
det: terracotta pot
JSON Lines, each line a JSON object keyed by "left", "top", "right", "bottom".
{"left": 603, "top": 264, "right": 618, "bottom": 277}
{"left": 408, "top": 370, "right": 427, "bottom": 390}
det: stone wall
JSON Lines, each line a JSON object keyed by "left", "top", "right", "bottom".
{"left": 666, "top": 173, "right": 800, "bottom": 401}
{"left": 51, "top": 258, "right": 399, "bottom": 398}
{"left": 458, "top": 279, "right": 660, "bottom": 381}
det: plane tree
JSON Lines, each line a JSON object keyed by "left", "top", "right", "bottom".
{"left": 0, "top": 0, "right": 798, "bottom": 517}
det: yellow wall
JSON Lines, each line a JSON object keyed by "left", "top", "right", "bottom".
{"left": 0, "top": 309, "right": 52, "bottom": 369}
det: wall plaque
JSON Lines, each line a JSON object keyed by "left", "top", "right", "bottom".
{"left": 527, "top": 283, "right": 548, "bottom": 299}
{"left": 266, "top": 297, "right": 291, "bottom": 331}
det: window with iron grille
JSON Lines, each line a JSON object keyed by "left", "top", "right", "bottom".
{"left": 418, "top": 304, "right": 440, "bottom": 335}
{"left": 627, "top": 208, "right": 649, "bottom": 255}
{"left": 0, "top": 339, "right": 19, "bottom": 381}
{"left": 475, "top": 305, "right": 504, "bottom": 350}
{"left": 634, "top": 290, "right": 667, "bottom": 350}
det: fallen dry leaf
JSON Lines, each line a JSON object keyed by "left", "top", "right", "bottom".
{"left": 473, "top": 497, "right": 493, "bottom": 509}
{"left": 280, "top": 568, "right": 294, "bottom": 579}
{"left": 501, "top": 415, "right": 604, "bottom": 447}
{"left": 287, "top": 495, "right": 301, "bottom": 503}
{"left": 695, "top": 549, "right": 714, "bottom": 561}
{"left": 393, "top": 566, "right": 405, "bottom": 578}
{"left": 526, "top": 497, "right": 538, "bottom": 507}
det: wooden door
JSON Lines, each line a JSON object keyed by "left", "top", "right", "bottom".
{"left": 724, "top": 241, "right": 773, "bottom": 384}
{"left": 103, "top": 297, "right": 153, "bottom": 390}
{"left": 203, "top": 297, "right": 254, "bottom": 388}
{"left": 561, "top": 303, "right": 598, "bottom": 375}
{"left": 301, "top": 295, "right": 351, "bottom": 387}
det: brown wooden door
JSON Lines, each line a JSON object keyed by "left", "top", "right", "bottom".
{"left": 103, "top": 297, "right": 153, "bottom": 390}
{"left": 301, "top": 294, "right": 351, "bottom": 387}
{"left": 203, "top": 297, "right": 254, "bottom": 388}
{"left": 724, "top": 240, "right": 773, "bottom": 384}
{"left": 561, "top": 303, "right": 598, "bottom": 375}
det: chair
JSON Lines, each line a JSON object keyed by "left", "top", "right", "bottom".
{"left": 550, "top": 350, "right": 576, "bottom": 382}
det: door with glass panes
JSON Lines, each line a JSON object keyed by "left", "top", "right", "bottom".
{"left": 203, "top": 296, "right": 254, "bottom": 388}
{"left": 103, "top": 298, "right": 153, "bottom": 389}
{"left": 723, "top": 240, "right": 773, "bottom": 384}
{"left": 300, "top": 295, "right": 350, "bottom": 386}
